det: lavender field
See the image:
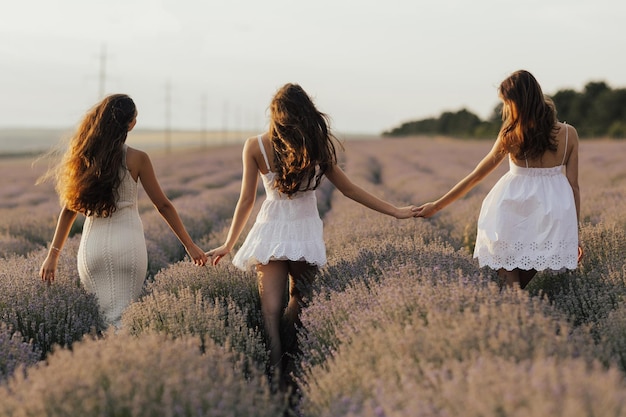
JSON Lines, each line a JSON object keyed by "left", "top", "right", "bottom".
{"left": 1, "top": 136, "right": 626, "bottom": 416}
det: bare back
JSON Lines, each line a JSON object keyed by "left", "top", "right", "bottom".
{"left": 510, "top": 122, "right": 575, "bottom": 168}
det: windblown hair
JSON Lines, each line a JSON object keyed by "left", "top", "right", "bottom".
{"left": 268, "top": 83, "right": 341, "bottom": 196}
{"left": 54, "top": 94, "right": 136, "bottom": 217}
{"left": 498, "top": 70, "right": 559, "bottom": 160}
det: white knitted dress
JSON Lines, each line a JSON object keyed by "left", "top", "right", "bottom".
{"left": 77, "top": 145, "right": 148, "bottom": 327}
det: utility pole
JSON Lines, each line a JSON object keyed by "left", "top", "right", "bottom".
{"left": 201, "top": 93, "right": 208, "bottom": 148}
{"left": 222, "top": 100, "right": 229, "bottom": 144}
{"left": 235, "top": 105, "right": 242, "bottom": 140}
{"left": 165, "top": 80, "right": 172, "bottom": 153}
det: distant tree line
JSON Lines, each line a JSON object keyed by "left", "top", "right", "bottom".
{"left": 383, "top": 81, "right": 626, "bottom": 139}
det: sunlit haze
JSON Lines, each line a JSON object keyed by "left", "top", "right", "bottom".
{"left": 1, "top": 0, "right": 625, "bottom": 134}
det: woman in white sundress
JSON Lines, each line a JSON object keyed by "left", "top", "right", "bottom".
{"left": 416, "top": 70, "right": 582, "bottom": 289}
{"left": 206, "top": 83, "right": 418, "bottom": 390}
{"left": 39, "top": 94, "right": 207, "bottom": 328}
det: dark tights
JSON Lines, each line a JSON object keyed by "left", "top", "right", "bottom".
{"left": 256, "top": 260, "right": 316, "bottom": 390}
{"left": 498, "top": 268, "right": 537, "bottom": 289}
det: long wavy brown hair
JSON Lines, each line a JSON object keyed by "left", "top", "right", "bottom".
{"left": 53, "top": 94, "right": 136, "bottom": 217}
{"left": 498, "top": 70, "right": 559, "bottom": 160}
{"left": 268, "top": 83, "right": 341, "bottom": 196}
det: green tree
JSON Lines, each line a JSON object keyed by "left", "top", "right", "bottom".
{"left": 384, "top": 80, "right": 625, "bottom": 139}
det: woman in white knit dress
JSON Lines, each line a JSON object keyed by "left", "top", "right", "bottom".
{"left": 207, "top": 83, "right": 418, "bottom": 389}
{"left": 40, "top": 94, "right": 207, "bottom": 327}
{"left": 417, "top": 70, "right": 582, "bottom": 289}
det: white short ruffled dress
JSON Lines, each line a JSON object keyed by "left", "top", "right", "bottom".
{"left": 473, "top": 125, "right": 578, "bottom": 271}
{"left": 232, "top": 135, "right": 326, "bottom": 271}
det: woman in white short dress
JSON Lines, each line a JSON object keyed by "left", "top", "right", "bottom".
{"left": 207, "top": 83, "right": 418, "bottom": 388}
{"left": 417, "top": 70, "right": 581, "bottom": 289}
{"left": 40, "top": 94, "right": 207, "bottom": 327}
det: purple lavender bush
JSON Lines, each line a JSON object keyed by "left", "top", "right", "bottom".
{"left": 146, "top": 260, "right": 262, "bottom": 328}
{"left": 527, "top": 222, "right": 626, "bottom": 334}
{"left": 122, "top": 287, "right": 268, "bottom": 370}
{"left": 597, "top": 303, "right": 626, "bottom": 371}
{"left": 0, "top": 233, "right": 39, "bottom": 259}
{"left": 0, "top": 243, "right": 105, "bottom": 359}
{"left": 0, "top": 331, "right": 288, "bottom": 417}
{"left": 0, "top": 322, "right": 40, "bottom": 384}
{"left": 298, "top": 274, "right": 607, "bottom": 417}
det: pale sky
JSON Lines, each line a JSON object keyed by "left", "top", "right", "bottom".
{"left": 1, "top": 0, "right": 624, "bottom": 134}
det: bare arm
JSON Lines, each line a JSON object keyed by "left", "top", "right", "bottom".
{"left": 416, "top": 137, "right": 507, "bottom": 218}
{"left": 133, "top": 149, "right": 208, "bottom": 266}
{"left": 565, "top": 126, "right": 580, "bottom": 222}
{"left": 40, "top": 206, "right": 78, "bottom": 283}
{"left": 324, "top": 163, "right": 417, "bottom": 219}
{"left": 564, "top": 126, "right": 583, "bottom": 261}
{"left": 207, "top": 138, "right": 259, "bottom": 265}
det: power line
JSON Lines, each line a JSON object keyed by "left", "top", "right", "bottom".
{"left": 201, "top": 93, "right": 208, "bottom": 148}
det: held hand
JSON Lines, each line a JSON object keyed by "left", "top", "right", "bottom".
{"left": 206, "top": 245, "right": 231, "bottom": 266}
{"left": 577, "top": 245, "right": 584, "bottom": 263}
{"left": 415, "top": 202, "right": 439, "bottom": 218}
{"left": 186, "top": 243, "right": 208, "bottom": 266}
{"left": 395, "top": 205, "right": 420, "bottom": 219}
{"left": 39, "top": 256, "right": 58, "bottom": 284}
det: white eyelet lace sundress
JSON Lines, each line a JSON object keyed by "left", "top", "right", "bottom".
{"left": 77, "top": 144, "right": 148, "bottom": 327}
{"left": 231, "top": 135, "right": 326, "bottom": 271}
{"left": 473, "top": 124, "right": 578, "bottom": 271}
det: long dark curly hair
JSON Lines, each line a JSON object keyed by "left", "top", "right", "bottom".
{"left": 56, "top": 94, "right": 136, "bottom": 217}
{"left": 498, "top": 70, "right": 559, "bottom": 160}
{"left": 268, "top": 83, "right": 341, "bottom": 196}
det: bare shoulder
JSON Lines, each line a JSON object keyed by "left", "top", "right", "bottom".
{"left": 244, "top": 133, "right": 270, "bottom": 148}
{"left": 489, "top": 134, "right": 508, "bottom": 158}
{"left": 126, "top": 145, "right": 149, "bottom": 161}
{"left": 559, "top": 122, "right": 579, "bottom": 138}
{"left": 560, "top": 122, "right": 580, "bottom": 150}
{"left": 243, "top": 135, "right": 259, "bottom": 149}
{"left": 243, "top": 133, "right": 271, "bottom": 170}
{"left": 124, "top": 147, "right": 151, "bottom": 177}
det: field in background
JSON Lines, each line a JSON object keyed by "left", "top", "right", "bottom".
{"left": 0, "top": 128, "right": 381, "bottom": 156}
{"left": 1, "top": 136, "right": 626, "bottom": 416}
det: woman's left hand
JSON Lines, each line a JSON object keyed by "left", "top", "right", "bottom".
{"left": 395, "top": 205, "right": 421, "bottom": 219}
{"left": 40, "top": 256, "right": 58, "bottom": 284}
{"left": 415, "top": 202, "right": 439, "bottom": 218}
{"left": 186, "top": 243, "right": 208, "bottom": 266}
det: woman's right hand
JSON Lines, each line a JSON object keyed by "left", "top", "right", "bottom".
{"left": 206, "top": 245, "right": 231, "bottom": 266}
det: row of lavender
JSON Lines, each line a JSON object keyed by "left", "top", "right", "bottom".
{"left": 1, "top": 137, "right": 626, "bottom": 416}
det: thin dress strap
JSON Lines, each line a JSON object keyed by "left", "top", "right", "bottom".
{"left": 561, "top": 122, "right": 569, "bottom": 166}
{"left": 257, "top": 134, "right": 271, "bottom": 172}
